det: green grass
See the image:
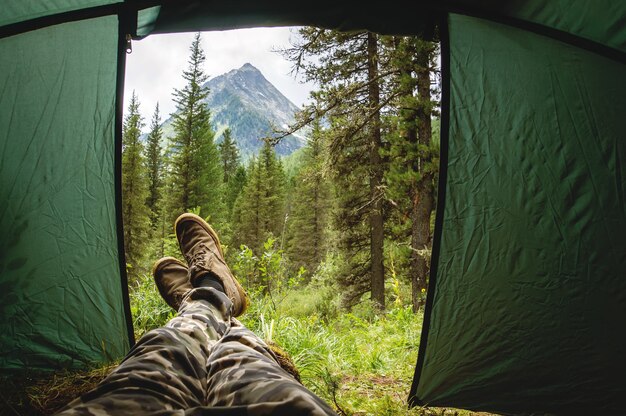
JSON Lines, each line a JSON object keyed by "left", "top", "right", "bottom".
{"left": 129, "top": 271, "right": 176, "bottom": 339}
{"left": 213, "top": 282, "right": 489, "bottom": 416}
{"left": 245, "top": 289, "right": 428, "bottom": 415}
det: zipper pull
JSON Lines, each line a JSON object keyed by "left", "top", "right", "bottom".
{"left": 125, "top": 34, "right": 132, "bottom": 54}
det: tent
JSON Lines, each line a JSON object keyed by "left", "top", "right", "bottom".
{"left": 1, "top": 1, "right": 624, "bottom": 414}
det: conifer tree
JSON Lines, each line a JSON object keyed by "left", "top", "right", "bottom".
{"left": 218, "top": 128, "right": 240, "bottom": 183}
{"left": 121, "top": 92, "right": 151, "bottom": 280}
{"left": 282, "top": 29, "right": 391, "bottom": 309}
{"left": 145, "top": 103, "right": 163, "bottom": 227}
{"left": 233, "top": 141, "right": 285, "bottom": 254}
{"left": 259, "top": 141, "right": 286, "bottom": 238}
{"left": 384, "top": 37, "right": 439, "bottom": 311}
{"left": 225, "top": 165, "right": 246, "bottom": 215}
{"left": 218, "top": 127, "right": 245, "bottom": 223}
{"left": 232, "top": 158, "right": 261, "bottom": 251}
{"left": 167, "top": 32, "right": 224, "bottom": 223}
{"left": 286, "top": 120, "right": 331, "bottom": 277}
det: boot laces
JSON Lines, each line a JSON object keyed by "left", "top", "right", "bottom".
{"left": 190, "top": 243, "right": 211, "bottom": 269}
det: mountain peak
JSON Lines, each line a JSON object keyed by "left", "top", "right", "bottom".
{"left": 240, "top": 62, "right": 258, "bottom": 71}
{"left": 200, "top": 64, "right": 304, "bottom": 158}
{"left": 221, "top": 62, "right": 264, "bottom": 82}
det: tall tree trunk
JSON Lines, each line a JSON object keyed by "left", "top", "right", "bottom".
{"left": 367, "top": 32, "right": 385, "bottom": 311}
{"left": 411, "top": 45, "right": 435, "bottom": 312}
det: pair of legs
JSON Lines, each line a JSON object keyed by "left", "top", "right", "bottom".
{"left": 57, "top": 214, "right": 335, "bottom": 415}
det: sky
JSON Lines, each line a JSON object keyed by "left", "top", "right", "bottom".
{"left": 123, "top": 27, "right": 316, "bottom": 124}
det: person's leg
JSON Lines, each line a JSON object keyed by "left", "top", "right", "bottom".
{"left": 56, "top": 261, "right": 230, "bottom": 415}
{"left": 58, "top": 292, "right": 334, "bottom": 416}
{"left": 204, "top": 320, "right": 337, "bottom": 416}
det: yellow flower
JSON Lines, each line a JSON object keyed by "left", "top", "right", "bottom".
{"left": 421, "top": 288, "right": 426, "bottom": 293}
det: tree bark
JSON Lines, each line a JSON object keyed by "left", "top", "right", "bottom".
{"left": 367, "top": 32, "right": 385, "bottom": 311}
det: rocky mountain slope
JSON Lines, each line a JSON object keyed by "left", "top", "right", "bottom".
{"left": 161, "top": 63, "right": 306, "bottom": 158}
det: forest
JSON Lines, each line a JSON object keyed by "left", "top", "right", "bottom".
{"left": 123, "top": 29, "right": 440, "bottom": 310}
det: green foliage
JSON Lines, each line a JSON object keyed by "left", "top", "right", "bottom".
{"left": 283, "top": 28, "right": 392, "bottom": 309}
{"left": 218, "top": 128, "right": 240, "bottom": 183}
{"left": 232, "top": 141, "right": 286, "bottom": 253}
{"left": 380, "top": 37, "right": 439, "bottom": 311}
{"left": 240, "top": 284, "right": 425, "bottom": 415}
{"left": 121, "top": 92, "right": 151, "bottom": 281}
{"left": 285, "top": 120, "right": 332, "bottom": 277}
{"left": 225, "top": 241, "right": 420, "bottom": 414}
{"left": 280, "top": 145, "right": 307, "bottom": 178}
{"left": 218, "top": 129, "right": 245, "bottom": 243}
{"left": 224, "top": 165, "right": 246, "bottom": 216}
{"left": 232, "top": 237, "right": 304, "bottom": 307}
{"left": 383, "top": 37, "right": 440, "bottom": 208}
{"left": 145, "top": 103, "right": 164, "bottom": 227}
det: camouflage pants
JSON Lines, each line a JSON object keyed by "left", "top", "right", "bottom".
{"left": 57, "top": 287, "right": 336, "bottom": 416}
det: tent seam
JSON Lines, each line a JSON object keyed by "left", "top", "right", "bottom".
{"left": 443, "top": 4, "right": 626, "bottom": 65}
{"left": 0, "top": 0, "right": 162, "bottom": 39}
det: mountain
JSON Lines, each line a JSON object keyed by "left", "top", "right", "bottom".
{"left": 160, "top": 63, "right": 306, "bottom": 158}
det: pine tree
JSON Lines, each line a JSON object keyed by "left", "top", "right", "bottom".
{"left": 145, "top": 103, "right": 163, "bottom": 227}
{"left": 259, "top": 141, "right": 286, "bottom": 238}
{"left": 218, "top": 127, "right": 244, "bottom": 228}
{"left": 167, "top": 32, "right": 224, "bottom": 224}
{"left": 384, "top": 37, "right": 439, "bottom": 311}
{"left": 121, "top": 92, "right": 151, "bottom": 280}
{"left": 282, "top": 28, "right": 390, "bottom": 309}
{"left": 233, "top": 141, "right": 286, "bottom": 254}
{"left": 218, "top": 128, "right": 240, "bottom": 183}
{"left": 232, "top": 157, "right": 261, "bottom": 251}
{"left": 366, "top": 32, "right": 385, "bottom": 310}
{"left": 286, "top": 120, "right": 331, "bottom": 277}
{"left": 225, "top": 165, "right": 246, "bottom": 215}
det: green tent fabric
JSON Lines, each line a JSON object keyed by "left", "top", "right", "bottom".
{"left": 1, "top": 0, "right": 120, "bottom": 27}
{"left": 0, "top": 15, "right": 130, "bottom": 370}
{"left": 409, "top": 13, "right": 626, "bottom": 414}
{"left": 1, "top": 1, "right": 625, "bottom": 414}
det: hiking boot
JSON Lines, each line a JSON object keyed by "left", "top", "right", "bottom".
{"left": 174, "top": 213, "right": 248, "bottom": 316}
{"left": 152, "top": 256, "right": 193, "bottom": 310}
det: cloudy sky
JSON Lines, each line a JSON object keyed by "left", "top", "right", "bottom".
{"left": 123, "top": 27, "right": 316, "bottom": 123}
